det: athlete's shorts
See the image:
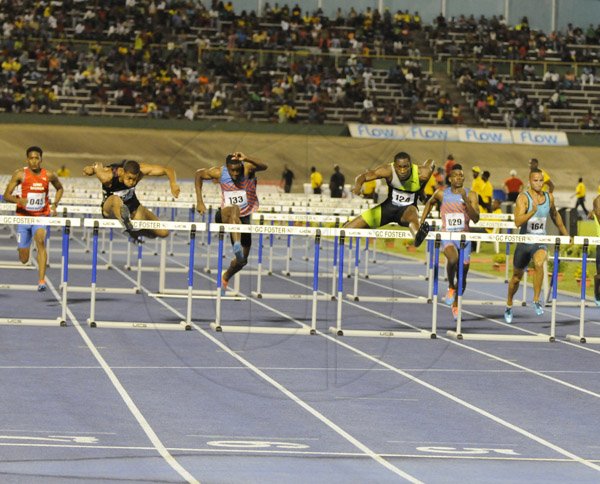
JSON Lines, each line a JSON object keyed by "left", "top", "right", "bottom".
{"left": 442, "top": 239, "right": 472, "bottom": 263}
{"left": 513, "top": 242, "right": 547, "bottom": 270}
{"left": 360, "top": 202, "right": 414, "bottom": 228}
{"left": 17, "top": 224, "right": 47, "bottom": 249}
{"left": 215, "top": 209, "right": 252, "bottom": 247}
{"left": 101, "top": 195, "right": 141, "bottom": 217}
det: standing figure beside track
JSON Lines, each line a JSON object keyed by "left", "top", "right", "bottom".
{"left": 420, "top": 164, "right": 480, "bottom": 320}
{"left": 588, "top": 194, "right": 600, "bottom": 306}
{"left": 195, "top": 152, "right": 268, "bottom": 289}
{"left": 2, "top": 146, "right": 64, "bottom": 291}
{"left": 503, "top": 169, "right": 569, "bottom": 323}
{"left": 345, "top": 151, "right": 433, "bottom": 247}
{"left": 83, "top": 159, "right": 180, "bottom": 241}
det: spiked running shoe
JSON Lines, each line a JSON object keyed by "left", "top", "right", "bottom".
{"left": 504, "top": 307, "right": 513, "bottom": 324}
{"left": 445, "top": 288, "right": 456, "bottom": 306}
{"left": 37, "top": 280, "right": 47, "bottom": 292}
{"left": 414, "top": 221, "right": 430, "bottom": 248}
{"left": 534, "top": 301, "right": 544, "bottom": 316}
{"left": 451, "top": 305, "right": 459, "bottom": 321}
{"left": 120, "top": 205, "right": 135, "bottom": 233}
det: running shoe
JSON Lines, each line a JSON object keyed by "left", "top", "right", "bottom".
{"left": 221, "top": 275, "right": 229, "bottom": 290}
{"left": 37, "top": 280, "right": 47, "bottom": 292}
{"left": 120, "top": 205, "right": 135, "bottom": 233}
{"left": 534, "top": 301, "right": 544, "bottom": 316}
{"left": 444, "top": 287, "right": 456, "bottom": 306}
{"left": 451, "top": 305, "right": 459, "bottom": 321}
{"left": 414, "top": 221, "right": 430, "bottom": 248}
{"left": 233, "top": 241, "right": 244, "bottom": 262}
{"left": 504, "top": 307, "right": 513, "bottom": 324}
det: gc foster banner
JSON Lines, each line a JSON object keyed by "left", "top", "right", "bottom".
{"left": 348, "top": 123, "right": 569, "bottom": 146}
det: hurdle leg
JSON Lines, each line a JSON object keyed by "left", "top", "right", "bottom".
{"left": 568, "top": 245, "right": 589, "bottom": 343}
{"left": 135, "top": 241, "right": 143, "bottom": 292}
{"left": 330, "top": 233, "right": 345, "bottom": 335}
{"left": 430, "top": 237, "right": 441, "bottom": 336}
{"left": 180, "top": 227, "right": 196, "bottom": 330}
{"left": 252, "top": 233, "right": 264, "bottom": 298}
{"left": 330, "top": 235, "right": 338, "bottom": 299}
{"left": 210, "top": 229, "right": 225, "bottom": 332}
{"left": 88, "top": 225, "right": 100, "bottom": 327}
{"left": 59, "top": 223, "right": 70, "bottom": 326}
{"left": 310, "top": 232, "right": 321, "bottom": 334}
{"left": 363, "top": 238, "right": 371, "bottom": 278}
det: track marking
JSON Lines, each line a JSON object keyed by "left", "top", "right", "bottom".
{"left": 43, "top": 277, "right": 199, "bottom": 484}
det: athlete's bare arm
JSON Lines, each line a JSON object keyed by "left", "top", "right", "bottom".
{"left": 2, "top": 169, "right": 25, "bottom": 206}
{"left": 194, "top": 166, "right": 222, "bottom": 215}
{"left": 465, "top": 189, "right": 480, "bottom": 223}
{"left": 417, "top": 159, "right": 435, "bottom": 183}
{"left": 351, "top": 164, "right": 391, "bottom": 196}
{"left": 419, "top": 187, "right": 444, "bottom": 226}
{"left": 513, "top": 192, "right": 538, "bottom": 228}
{"left": 235, "top": 152, "right": 267, "bottom": 174}
{"left": 82, "top": 162, "right": 113, "bottom": 184}
{"left": 139, "top": 163, "right": 180, "bottom": 198}
{"left": 48, "top": 171, "right": 64, "bottom": 215}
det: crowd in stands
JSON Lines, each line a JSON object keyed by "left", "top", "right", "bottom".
{"left": 434, "top": 14, "right": 600, "bottom": 130}
{"left": 0, "top": 0, "right": 434, "bottom": 123}
{"left": 0, "top": 2, "right": 598, "bottom": 130}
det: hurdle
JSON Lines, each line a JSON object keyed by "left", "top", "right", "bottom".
{"left": 446, "top": 232, "right": 571, "bottom": 342}
{"left": 0, "top": 215, "right": 80, "bottom": 326}
{"left": 85, "top": 219, "right": 199, "bottom": 330}
{"left": 251, "top": 225, "right": 331, "bottom": 302}
{"left": 210, "top": 223, "right": 316, "bottom": 335}
{"left": 567, "top": 236, "right": 600, "bottom": 344}
{"left": 345, "top": 227, "right": 430, "bottom": 303}
{"left": 330, "top": 228, "right": 435, "bottom": 338}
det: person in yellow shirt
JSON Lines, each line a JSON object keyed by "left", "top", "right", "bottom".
{"left": 57, "top": 165, "right": 71, "bottom": 177}
{"left": 479, "top": 170, "right": 493, "bottom": 212}
{"left": 588, "top": 194, "right": 600, "bottom": 305}
{"left": 573, "top": 177, "right": 588, "bottom": 216}
{"left": 310, "top": 166, "right": 323, "bottom": 194}
{"left": 471, "top": 165, "right": 485, "bottom": 205}
{"left": 528, "top": 158, "right": 554, "bottom": 192}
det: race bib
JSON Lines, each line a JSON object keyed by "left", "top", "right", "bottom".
{"left": 527, "top": 216, "right": 546, "bottom": 234}
{"left": 112, "top": 188, "right": 135, "bottom": 201}
{"left": 445, "top": 212, "right": 465, "bottom": 231}
{"left": 225, "top": 190, "right": 248, "bottom": 207}
{"left": 391, "top": 190, "right": 415, "bottom": 207}
{"left": 26, "top": 192, "right": 46, "bottom": 211}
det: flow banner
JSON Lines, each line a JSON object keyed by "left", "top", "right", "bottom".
{"left": 348, "top": 123, "right": 569, "bottom": 146}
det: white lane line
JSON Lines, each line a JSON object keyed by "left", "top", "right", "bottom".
{"left": 99, "top": 252, "right": 423, "bottom": 483}
{"left": 43, "top": 277, "right": 199, "bottom": 484}
{"left": 256, "top": 272, "right": 600, "bottom": 472}
{"left": 2, "top": 441, "right": 598, "bottom": 462}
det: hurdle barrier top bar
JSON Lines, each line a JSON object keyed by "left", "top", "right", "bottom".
{"left": 251, "top": 213, "right": 352, "bottom": 223}
{"left": 574, "top": 236, "right": 600, "bottom": 245}
{"left": 0, "top": 215, "right": 81, "bottom": 227}
{"left": 83, "top": 218, "right": 206, "bottom": 231}
{"left": 427, "top": 231, "right": 571, "bottom": 245}
{"left": 208, "top": 223, "right": 414, "bottom": 239}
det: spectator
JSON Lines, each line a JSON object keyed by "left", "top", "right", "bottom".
{"left": 281, "top": 164, "right": 295, "bottom": 193}
{"left": 57, "top": 165, "right": 71, "bottom": 177}
{"left": 503, "top": 169, "right": 524, "bottom": 202}
{"left": 572, "top": 177, "right": 588, "bottom": 217}
{"left": 479, "top": 170, "right": 493, "bottom": 212}
{"left": 329, "top": 165, "right": 345, "bottom": 198}
{"left": 444, "top": 154, "right": 457, "bottom": 184}
{"left": 528, "top": 158, "right": 554, "bottom": 192}
{"left": 310, "top": 166, "right": 323, "bottom": 194}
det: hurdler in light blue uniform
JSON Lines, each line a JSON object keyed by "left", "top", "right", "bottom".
{"left": 512, "top": 191, "right": 550, "bottom": 270}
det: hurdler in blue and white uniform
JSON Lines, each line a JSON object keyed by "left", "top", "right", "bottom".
{"left": 504, "top": 168, "right": 570, "bottom": 323}
{"left": 420, "top": 164, "right": 480, "bottom": 321}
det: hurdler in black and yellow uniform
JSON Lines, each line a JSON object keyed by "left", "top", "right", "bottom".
{"left": 346, "top": 151, "right": 434, "bottom": 247}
